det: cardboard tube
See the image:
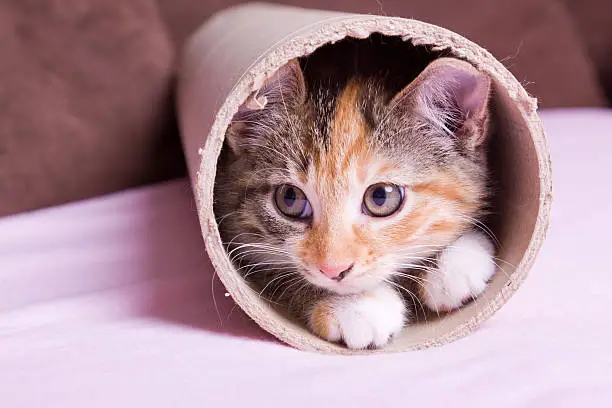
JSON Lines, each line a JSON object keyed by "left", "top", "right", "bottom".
{"left": 177, "top": 3, "right": 552, "bottom": 354}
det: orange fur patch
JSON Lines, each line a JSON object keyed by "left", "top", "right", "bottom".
{"left": 383, "top": 204, "right": 466, "bottom": 247}
{"left": 412, "top": 181, "right": 465, "bottom": 203}
{"left": 300, "top": 221, "right": 367, "bottom": 267}
{"left": 385, "top": 207, "right": 430, "bottom": 243}
{"left": 429, "top": 220, "right": 461, "bottom": 235}
{"left": 310, "top": 301, "right": 335, "bottom": 338}
{"left": 315, "top": 79, "right": 370, "bottom": 183}
{"left": 299, "top": 222, "right": 330, "bottom": 265}
{"left": 412, "top": 171, "right": 482, "bottom": 209}
{"left": 352, "top": 224, "right": 366, "bottom": 245}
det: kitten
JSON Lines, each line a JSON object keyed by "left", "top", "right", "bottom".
{"left": 214, "top": 57, "right": 495, "bottom": 349}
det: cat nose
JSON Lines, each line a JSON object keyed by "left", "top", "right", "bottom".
{"left": 318, "top": 263, "right": 354, "bottom": 281}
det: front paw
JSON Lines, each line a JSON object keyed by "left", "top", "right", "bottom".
{"left": 309, "top": 285, "right": 406, "bottom": 350}
{"left": 420, "top": 230, "right": 495, "bottom": 312}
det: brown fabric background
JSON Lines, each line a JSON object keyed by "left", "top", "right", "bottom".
{"left": 560, "top": 0, "right": 612, "bottom": 101}
{"left": 158, "top": 0, "right": 607, "bottom": 107}
{"left": 0, "top": 0, "right": 185, "bottom": 217}
{"left": 0, "top": 0, "right": 609, "bottom": 218}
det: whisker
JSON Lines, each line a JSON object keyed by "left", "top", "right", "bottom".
{"left": 216, "top": 210, "right": 239, "bottom": 227}
{"left": 390, "top": 270, "right": 441, "bottom": 317}
{"left": 228, "top": 248, "right": 290, "bottom": 262}
{"left": 225, "top": 239, "right": 290, "bottom": 251}
{"left": 391, "top": 270, "right": 437, "bottom": 287}
{"left": 210, "top": 265, "right": 223, "bottom": 325}
{"left": 230, "top": 249, "right": 290, "bottom": 262}
{"left": 383, "top": 278, "right": 429, "bottom": 322}
{"left": 391, "top": 263, "right": 441, "bottom": 275}
{"left": 242, "top": 264, "right": 296, "bottom": 278}
{"left": 276, "top": 276, "right": 308, "bottom": 300}
{"left": 258, "top": 271, "right": 300, "bottom": 296}
{"left": 459, "top": 216, "right": 501, "bottom": 248}
{"left": 270, "top": 275, "right": 304, "bottom": 300}
{"left": 226, "top": 242, "right": 290, "bottom": 257}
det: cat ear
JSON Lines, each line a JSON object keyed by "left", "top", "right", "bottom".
{"left": 256, "top": 58, "right": 306, "bottom": 107}
{"left": 390, "top": 58, "right": 491, "bottom": 151}
{"left": 226, "top": 59, "right": 306, "bottom": 153}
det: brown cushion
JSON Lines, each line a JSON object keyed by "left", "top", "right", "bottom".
{"left": 0, "top": 0, "right": 185, "bottom": 217}
{"left": 560, "top": 0, "right": 612, "bottom": 102}
{"left": 157, "top": 0, "right": 606, "bottom": 108}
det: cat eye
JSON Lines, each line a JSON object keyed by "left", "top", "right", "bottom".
{"left": 362, "top": 183, "right": 404, "bottom": 217}
{"left": 274, "top": 184, "right": 312, "bottom": 219}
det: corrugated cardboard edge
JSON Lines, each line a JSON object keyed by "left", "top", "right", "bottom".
{"left": 178, "top": 3, "right": 552, "bottom": 355}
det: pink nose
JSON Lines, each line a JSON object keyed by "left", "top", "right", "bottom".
{"left": 318, "top": 263, "right": 354, "bottom": 281}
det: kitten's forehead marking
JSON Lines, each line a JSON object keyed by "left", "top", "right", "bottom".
{"left": 302, "top": 80, "right": 376, "bottom": 265}
{"left": 315, "top": 80, "right": 371, "bottom": 183}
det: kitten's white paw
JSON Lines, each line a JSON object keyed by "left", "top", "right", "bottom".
{"left": 421, "top": 230, "right": 495, "bottom": 312}
{"left": 309, "top": 285, "right": 406, "bottom": 349}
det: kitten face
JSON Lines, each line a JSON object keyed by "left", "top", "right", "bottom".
{"left": 215, "top": 57, "right": 491, "bottom": 296}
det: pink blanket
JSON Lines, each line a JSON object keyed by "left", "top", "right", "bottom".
{"left": 1, "top": 109, "right": 611, "bottom": 407}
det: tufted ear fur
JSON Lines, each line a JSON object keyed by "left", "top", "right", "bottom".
{"left": 390, "top": 58, "right": 492, "bottom": 151}
{"left": 226, "top": 59, "right": 306, "bottom": 154}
